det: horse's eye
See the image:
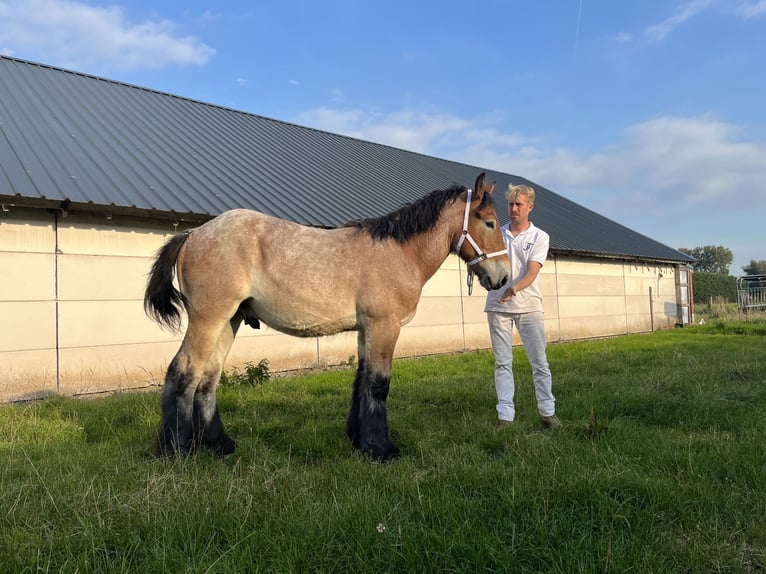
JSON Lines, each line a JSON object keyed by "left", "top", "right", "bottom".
{"left": 484, "top": 220, "right": 496, "bottom": 230}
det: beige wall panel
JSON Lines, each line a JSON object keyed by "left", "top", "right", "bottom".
{"left": 555, "top": 274, "right": 625, "bottom": 297}
{"left": 0, "top": 301, "right": 56, "bottom": 351}
{"left": 406, "top": 297, "right": 463, "bottom": 327}
{"left": 396, "top": 324, "right": 464, "bottom": 357}
{"left": 0, "top": 252, "right": 55, "bottom": 300}
{"left": 539, "top": 274, "right": 558, "bottom": 298}
{"left": 626, "top": 315, "right": 652, "bottom": 333}
{"left": 624, "top": 277, "right": 653, "bottom": 296}
{"left": 654, "top": 279, "right": 677, "bottom": 302}
{"left": 317, "top": 332, "right": 358, "bottom": 366}
{"left": 557, "top": 296, "right": 627, "bottom": 318}
{"left": 625, "top": 294, "right": 651, "bottom": 315}
{"left": 653, "top": 313, "right": 680, "bottom": 331}
{"left": 623, "top": 263, "right": 673, "bottom": 277}
{"left": 0, "top": 349, "right": 57, "bottom": 400}
{"left": 58, "top": 254, "right": 151, "bottom": 300}
{"left": 228, "top": 331, "right": 321, "bottom": 372}
{"left": 460, "top": 295, "right": 489, "bottom": 321}
{"left": 463, "top": 323, "right": 494, "bottom": 349}
{"left": 542, "top": 295, "right": 560, "bottom": 319}
{"left": 57, "top": 343, "right": 174, "bottom": 395}
{"left": 440, "top": 256, "right": 462, "bottom": 271}
{"left": 57, "top": 300, "right": 170, "bottom": 347}
{"left": 544, "top": 317, "right": 561, "bottom": 342}
{"left": 559, "top": 315, "right": 627, "bottom": 340}
{"left": 421, "top": 268, "right": 463, "bottom": 297}
{"left": 56, "top": 215, "right": 183, "bottom": 257}
{"left": 0, "top": 211, "right": 55, "bottom": 252}
{"left": 554, "top": 258, "right": 624, "bottom": 276}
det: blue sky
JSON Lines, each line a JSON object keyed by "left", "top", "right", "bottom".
{"left": 1, "top": 0, "right": 763, "bottom": 274}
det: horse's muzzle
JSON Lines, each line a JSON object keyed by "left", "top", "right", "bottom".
{"left": 480, "top": 272, "right": 508, "bottom": 292}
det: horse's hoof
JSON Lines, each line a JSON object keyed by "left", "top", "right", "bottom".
{"left": 211, "top": 436, "right": 237, "bottom": 457}
{"left": 153, "top": 442, "right": 183, "bottom": 458}
{"left": 361, "top": 442, "right": 401, "bottom": 462}
{"left": 153, "top": 435, "right": 173, "bottom": 458}
{"left": 153, "top": 433, "right": 193, "bottom": 458}
{"left": 381, "top": 447, "right": 401, "bottom": 463}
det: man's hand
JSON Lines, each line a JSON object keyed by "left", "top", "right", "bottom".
{"left": 499, "top": 286, "right": 517, "bottom": 303}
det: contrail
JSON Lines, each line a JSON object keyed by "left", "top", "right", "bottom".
{"left": 574, "top": 0, "right": 583, "bottom": 64}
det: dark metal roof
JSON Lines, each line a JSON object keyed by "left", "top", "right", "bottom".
{"left": 0, "top": 55, "right": 692, "bottom": 264}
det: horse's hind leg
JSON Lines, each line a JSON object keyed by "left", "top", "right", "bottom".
{"left": 154, "top": 316, "right": 232, "bottom": 457}
{"left": 154, "top": 352, "right": 197, "bottom": 457}
{"left": 191, "top": 314, "right": 241, "bottom": 456}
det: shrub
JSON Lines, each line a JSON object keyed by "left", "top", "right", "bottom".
{"left": 692, "top": 271, "right": 737, "bottom": 304}
{"left": 220, "top": 358, "right": 270, "bottom": 386}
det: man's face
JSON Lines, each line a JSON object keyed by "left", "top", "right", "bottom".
{"left": 508, "top": 195, "right": 533, "bottom": 223}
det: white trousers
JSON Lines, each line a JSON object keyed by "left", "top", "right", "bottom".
{"left": 487, "top": 310, "right": 556, "bottom": 421}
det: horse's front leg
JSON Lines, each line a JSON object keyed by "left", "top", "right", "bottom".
{"left": 346, "top": 325, "right": 401, "bottom": 461}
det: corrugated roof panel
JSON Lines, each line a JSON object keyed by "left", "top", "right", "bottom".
{"left": 0, "top": 55, "right": 693, "bottom": 264}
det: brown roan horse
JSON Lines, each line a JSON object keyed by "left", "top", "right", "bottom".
{"left": 144, "top": 173, "right": 510, "bottom": 461}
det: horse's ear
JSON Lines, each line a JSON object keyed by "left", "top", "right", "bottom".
{"left": 474, "top": 172, "right": 486, "bottom": 193}
{"left": 474, "top": 172, "right": 496, "bottom": 196}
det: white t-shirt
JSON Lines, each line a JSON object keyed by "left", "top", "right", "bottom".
{"left": 484, "top": 222, "right": 549, "bottom": 313}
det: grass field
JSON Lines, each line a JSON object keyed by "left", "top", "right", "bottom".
{"left": 1, "top": 318, "right": 765, "bottom": 573}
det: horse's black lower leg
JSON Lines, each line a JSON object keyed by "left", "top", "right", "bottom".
{"left": 345, "top": 361, "right": 365, "bottom": 449}
{"left": 154, "top": 359, "right": 195, "bottom": 457}
{"left": 346, "top": 362, "right": 400, "bottom": 461}
{"left": 192, "top": 383, "right": 236, "bottom": 456}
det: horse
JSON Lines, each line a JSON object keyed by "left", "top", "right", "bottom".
{"left": 144, "top": 172, "right": 510, "bottom": 461}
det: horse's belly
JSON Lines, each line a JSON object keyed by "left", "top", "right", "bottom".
{"left": 254, "top": 305, "right": 357, "bottom": 338}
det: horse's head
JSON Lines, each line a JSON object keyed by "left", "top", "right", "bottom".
{"left": 455, "top": 173, "right": 510, "bottom": 291}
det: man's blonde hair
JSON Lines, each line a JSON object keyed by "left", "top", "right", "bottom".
{"left": 506, "top": 184, "right": 535, "bottom": 205}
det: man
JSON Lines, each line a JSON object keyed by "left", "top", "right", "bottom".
{"left": 484, "top": 183, "right": 560, "bottom": 429}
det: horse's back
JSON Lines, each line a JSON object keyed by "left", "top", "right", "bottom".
{"left": 176, "top": 209, "right": 373, "bottom": 336}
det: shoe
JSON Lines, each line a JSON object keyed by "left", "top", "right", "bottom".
{"left": 496, "top": 419, "right": 513, "bottom": 428}
{"left": 541, "top": 415, "right": 562, "bottom": 429}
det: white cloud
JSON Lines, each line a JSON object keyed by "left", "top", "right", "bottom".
{"left": 295, "top": 107, "right": 529, "bottom": 160}
{"left": 0, "top": 0, "right": 214, "bottom": 70}
{"left": 296, "top": 107, "right": 464, "bottom": 153}
{"left": 296, "top": 103, "right": 766, "bottom": 274}
{"left": 644, "top": 0, "right": 715, "bottom": 42}
{"left": 294, "top": 105, "right": 765, "bottom": 270}
{"left": 735, "top": 0, "right": 766, "bottom": 18}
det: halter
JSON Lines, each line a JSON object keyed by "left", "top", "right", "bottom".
{"left": 454, "top": 188, "right": 508, "bottom": 295}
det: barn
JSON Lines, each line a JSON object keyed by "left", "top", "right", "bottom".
{"left": 0, "top": 55, "right": 694, "bottom": 402}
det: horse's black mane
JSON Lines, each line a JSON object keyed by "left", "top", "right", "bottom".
{"left": 346, "top": 184, "right": 488, "bottom": 243}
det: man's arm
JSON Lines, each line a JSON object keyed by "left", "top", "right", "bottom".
{"left": 498, "top": 261, "right": 542, "bottom": 303}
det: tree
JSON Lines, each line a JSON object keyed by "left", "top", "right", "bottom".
{"left": 678, "top": 245, "right": 733, "bottom": 275}
{"left": 742, "top": 260, "right": 766, "bottom": 275}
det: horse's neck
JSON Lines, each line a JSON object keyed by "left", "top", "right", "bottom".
{"left": 404, "top": 211, "right": 460, "bottom": 282}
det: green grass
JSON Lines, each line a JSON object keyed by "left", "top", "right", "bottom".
{"left": 2, "top": 319, "right": 765, "bottom": 573}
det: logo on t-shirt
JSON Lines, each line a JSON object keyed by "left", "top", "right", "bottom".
{"left": 523, "top": 242, "right": 533, "bottom": 251}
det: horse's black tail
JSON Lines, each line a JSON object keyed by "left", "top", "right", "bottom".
{"left": 144, "top": 232, "right": 191, "bottom": 332}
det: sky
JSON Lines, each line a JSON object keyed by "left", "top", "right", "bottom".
{"left": 0, "top": 0, "right": 764, "bottom": 274}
